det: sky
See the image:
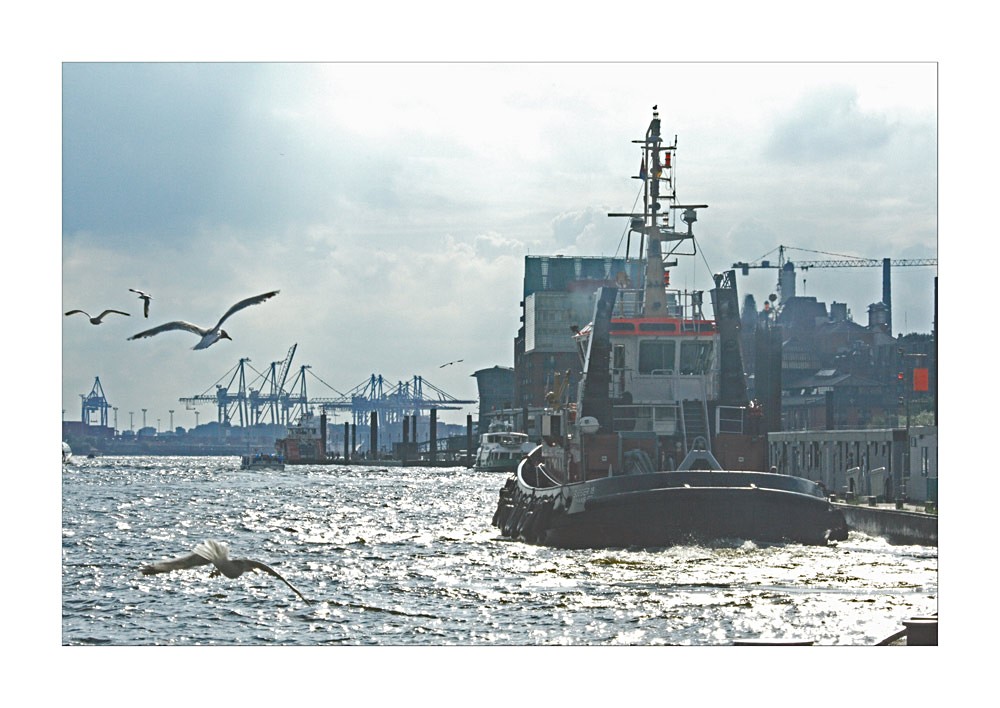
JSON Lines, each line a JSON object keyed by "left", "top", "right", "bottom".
{"left": 60, "top": 61, "right": 937, "bottom": 429}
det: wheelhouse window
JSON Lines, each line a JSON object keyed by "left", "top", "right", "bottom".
{"left": 638, "top": 340, "right": 676, "bottom": 374}
{"left": 679, "top": 340, "right": 713, "bottom": 374}
{"left": 612, "top": 344, "right": 626, "bottom": 370}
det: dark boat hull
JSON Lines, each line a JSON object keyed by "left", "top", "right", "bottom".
{"left": 493, "top": 468, "right": 849, "bottom": 549}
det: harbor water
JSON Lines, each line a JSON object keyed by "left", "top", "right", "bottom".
{"left": 62, "top": 455, "right": 937, "bottom": 646}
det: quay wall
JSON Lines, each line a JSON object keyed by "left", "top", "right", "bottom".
{"left": 836, "top": 503, "right": 937, "bottom": 546}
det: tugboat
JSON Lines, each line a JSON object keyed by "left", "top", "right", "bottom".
{"left": 473, "top": 418, "right": 536, "bottom": 472}
{"left": 491, "top": 108, "right": 848, "bottom": 549}
{"left": 275, "top": 411, "right": 330, "bottom": 464}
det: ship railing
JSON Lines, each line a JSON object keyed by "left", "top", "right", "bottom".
{"left": 534, "top": 461, "right": 563, "bottom": 488}
{"left": 613, "top": 287, "right": 710, "bottom": 321}
{"left": 716, "top": 405, "right": 746, "bottom": 435}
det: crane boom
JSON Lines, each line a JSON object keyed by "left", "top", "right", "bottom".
{"left": 733, "top": 245, "right": 936, "bottom": 274}
{"left": 796, "top": 258, "right": 937, "bottom": 269}
{"left": 277, "top": 343, "right": 297, "bottom": 393}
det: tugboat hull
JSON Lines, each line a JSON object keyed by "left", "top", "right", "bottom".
{"left": 493, "top": 466, "right": 849, "bottom": 549}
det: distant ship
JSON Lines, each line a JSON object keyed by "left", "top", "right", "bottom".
{"left": 275, "top": 412, "right": 330, "bottom": 464}
{"left": 240, "top": 451, "right": 285, "bottom": 471}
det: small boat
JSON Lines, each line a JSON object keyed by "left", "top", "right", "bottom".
{"left": 491, "top": 109, "right": 848, "bottom": 549}
{"left": 473, "top": 420, "right": 536, "bottom": 473}
{"left": 62, "top": 441, "right": 73, "bottom": 464}
{"left": 240, "top": 452, "right": 285, "bottom": 471}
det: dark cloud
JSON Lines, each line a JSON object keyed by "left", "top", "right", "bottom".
{"left": 62, "top": 63, "right": 397, "bottom": 245}
{"left": 764, "top": 86, "right": 894, "bottom": 163}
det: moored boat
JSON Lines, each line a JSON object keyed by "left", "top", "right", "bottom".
{"left": 473, "top": 420, "right": 536, "bottom": 472}
{"left": 491, "top": 108, "right": 848, "bottom": 549}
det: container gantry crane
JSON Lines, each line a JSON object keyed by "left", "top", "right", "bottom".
{"left": 313, "top": 374, "right": 476, "bottom": 428}
{"left": 80, "top": 376, "right": 111, "bottom": 427}
{"left": 179, "top": 350, "right": 475, "bottom": 430}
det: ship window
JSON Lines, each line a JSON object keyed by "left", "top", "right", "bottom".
{"left": 613, "top": 344, "right": 626, "bottom": 370}
{"left": 638, "top": 340, "right": 676, "bottom": 374}
{"left": 639, "top": 322, "right": 677, "bottom": 332}
{"left": 679, "top": 340, "right": 713, "bottom": 374}
{"left": 610, "top": 322, "right": 636, "bottom": 332}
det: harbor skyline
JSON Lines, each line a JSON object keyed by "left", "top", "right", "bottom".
{"left": 60, "top": 62, "right": 936, "bottom": 429}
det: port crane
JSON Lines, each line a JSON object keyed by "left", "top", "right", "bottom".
{"left": 179, "top": 348, "right": 474, "bottom": 429}
{"left": 80, "top": 376, "right": 111, "bottom": 427}
{"left": 248, "top": 344, "right": 297, "bottom": 425}
{"left": 733, "top": 245, "right": 937, "bottom": 331}
{"left": 310, "top": 374, "right": 476, "bottom": 428}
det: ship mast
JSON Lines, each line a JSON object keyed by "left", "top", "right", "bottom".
{"left": 609, "top": 106, "right": 707, "bottom": 318}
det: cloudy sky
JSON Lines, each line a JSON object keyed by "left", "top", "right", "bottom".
{"left": 59, "top": 61, "right": 937, "bottom": 429}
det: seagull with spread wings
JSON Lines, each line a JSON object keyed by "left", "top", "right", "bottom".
{"left": 141, "top": 539, "right": 311, "bottom": 604}
{"left": 65, "top": 308, "right": 130, "bottom": 324}
{"left": 128, "top": 290, "right": 278, "bottom": 350}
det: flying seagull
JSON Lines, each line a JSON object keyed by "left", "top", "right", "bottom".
{"left": 65, "top": 309, "right": 130, "bottom": 325}
{"left": 129, "top": 288, "right": 152, "bottom": 318}
{"left": 439, "top": 359, "right": 464, "bottom": 368}
{"left": 141, "top": 539, "right": 311, "bottom": 605}
{"left": 127, "top": 290, "right": 279, "bottom": 350}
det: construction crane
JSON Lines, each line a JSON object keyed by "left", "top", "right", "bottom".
{"left": 733, "top": 245, "right": 937, "bottom": 332}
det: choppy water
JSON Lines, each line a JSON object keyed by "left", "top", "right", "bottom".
{"left": 61, "top": 456, "right": 937, "bottom": 646}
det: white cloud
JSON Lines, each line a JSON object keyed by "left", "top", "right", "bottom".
{"left": 61, "top": 62, "right": 938, "bottom": 426}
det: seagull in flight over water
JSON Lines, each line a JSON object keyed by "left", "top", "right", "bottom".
{"left": 65, "top": 309, "right": 130, "bottom": 324}
{"left": 129, "top": 288, "right": 152, "bottom": 318}
{"left": 128, "top": 290, "right": 279, "bottom": 350}
{"left": 141, "top": 539, "right": 311, "bottom": 604}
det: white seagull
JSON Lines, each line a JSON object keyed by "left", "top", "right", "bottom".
{"left": 127, "top": 290, "right": 279, "bottom": 350}
{"left": 141, "top": 539, "right": 311, "bottom": 604}
{"left": 129, "top": 288, "right": 152, "bottom": 318}
{"left": 65, "top": 308, "right": 130, "bottom": 324}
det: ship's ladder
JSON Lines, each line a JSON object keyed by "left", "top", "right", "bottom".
{"left": 680, "top": 399, "right": 710, "bottom": 455}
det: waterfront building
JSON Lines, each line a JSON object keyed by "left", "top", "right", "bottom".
{"left": 768, "top": 426, "right": 937, "bottom": 503}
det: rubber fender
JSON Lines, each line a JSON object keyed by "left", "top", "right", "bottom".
{"left": 503, "top": 498, "right": 527, "bottom": 537}
{"left": 527, "top": 498, "right": 553, "bottom": 544}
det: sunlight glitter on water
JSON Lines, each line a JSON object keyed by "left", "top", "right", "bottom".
{"left": 62, "top": 457, "right": 937, "bottom": 645}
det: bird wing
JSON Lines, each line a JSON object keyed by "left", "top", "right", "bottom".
{"left": 192, "top": 539, "right": 229, "bottom": 563}
{"left": 129, "top": 288, "right": 150, "bottom": 298}
{"left": 97, "top": 309, "right": 130, "bottom": 320}
{"left": 244, "top": 559, "right": 312, "bottom": 604}
{"left": 140, "top": 551, "right": 213, "bottom": 575}
{"left": 128, "top": 321, "right": 209, "bottom": 340}
{"left": 65, "top": 310, "right": 89, "bottom": 317}
{"left": 213, "top": 290, "right": 280, "bottom": 330}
